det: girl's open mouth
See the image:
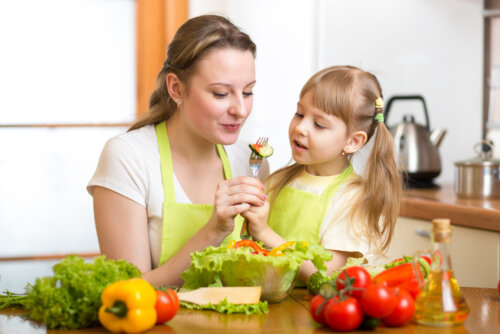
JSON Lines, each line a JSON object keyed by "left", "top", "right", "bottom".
{"left": 294, "top": 140, "right": 307, "bottom": 150}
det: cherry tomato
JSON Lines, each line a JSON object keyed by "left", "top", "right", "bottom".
{"left": 324, "top": 296, "right": 363, "bottom": 332}
{"left": 309, "top": 294, "right": 333, "bottom": 325}
{"left": 381, "top": 288, "right": 415, "bottom": 327}
{"left": 336, "top": 266, "right": 372, "bottom": 299}
{"left": 359, "top": 283, "right": 397, "bottom": 318}
{"left": 155, "top": 289, "right": 180, "bottom": 324}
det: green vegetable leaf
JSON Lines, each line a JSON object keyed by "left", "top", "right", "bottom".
{"left": 0, "top": 255, "right": 141, "bottom": 329}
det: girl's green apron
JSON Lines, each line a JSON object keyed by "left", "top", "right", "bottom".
{"left": 267, "top": 165, "right": 354, "bottom": 286}
{"left": 156, "top": 121, "right": 243, "bottom": 266}
{"left": 268, "top": 164, "right": 354, "bottom": 245}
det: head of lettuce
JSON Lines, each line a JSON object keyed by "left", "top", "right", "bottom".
{"left": 180, "top": 241, "right": 332, "bottom": 303}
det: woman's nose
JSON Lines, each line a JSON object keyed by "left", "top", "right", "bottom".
{"left": 228, "top": 95, "right": 249, "bottom": 118}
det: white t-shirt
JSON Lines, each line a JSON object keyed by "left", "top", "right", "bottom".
{"left": 285, "top": 170, "right": 381, "bottom": 263}
{"left": 87, "top": 125, "right": 253, "bottom": 267}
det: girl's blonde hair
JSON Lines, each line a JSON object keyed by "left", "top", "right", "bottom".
{"left": 267, "top": 65, "right": 401, "bottom": 251}
{"left": 129, "top": 15, "right": 256, "bottom": 131}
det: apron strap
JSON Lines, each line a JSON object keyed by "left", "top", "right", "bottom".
{"left": 156, "top": 121, "right": 176, "bottom": 203}
{"left": 321, "top": 164, "right": 354, "bottom": 201}
{"left": 216, "top": 144, "right": 232, "bottom": 179}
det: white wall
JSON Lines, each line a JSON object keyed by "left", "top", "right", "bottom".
{"left": 190, "top": 0, "right": 484, "bottom": 184}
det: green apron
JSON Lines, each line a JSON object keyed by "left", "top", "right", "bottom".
{"left": 268, "top": 164, "right": 354, "bottom": 245}
{"left": 156, "top": 121, "right": 243, "bottom": 266}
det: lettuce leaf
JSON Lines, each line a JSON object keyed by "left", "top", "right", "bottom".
{"left": 180, "top": 299, "right": 269, "bottom": 314}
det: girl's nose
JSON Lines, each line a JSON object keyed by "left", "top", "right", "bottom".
{"left": 294, "top": 120, "right": 308, "bottom": 136}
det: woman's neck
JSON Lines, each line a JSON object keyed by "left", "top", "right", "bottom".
{"left": 165, "top": 112, "right": 219, "bottom": 163}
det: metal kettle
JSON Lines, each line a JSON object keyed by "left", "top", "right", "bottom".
{"left": 384, "top": 95, "right": 446, "bottom": 185}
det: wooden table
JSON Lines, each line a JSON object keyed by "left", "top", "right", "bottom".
{"left": 0, "top": 287, "right": 498, "bottom": 333}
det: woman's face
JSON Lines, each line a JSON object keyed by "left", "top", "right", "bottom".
{"left": 288, "top": 90, "right": 349, "bottom": 176}
{"left": 180, "top": 48, "right": 256, "bottom": 145}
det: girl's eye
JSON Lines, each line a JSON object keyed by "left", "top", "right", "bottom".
{"left": 294, "top": 112, "right": 304, "bottom": 118}
{"left": 315, "top": 122, "right": 326, "bottom": 129}
{"left": 213, "top": 92, "right": 228, "bottom": 98}
{"left": 243, "top": 91, "right": 254, "bottom": 97}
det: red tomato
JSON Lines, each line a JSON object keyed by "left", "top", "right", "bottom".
{"left": 324, "top": 296, "right": 363, "bottom": 332}
{"left": 381, "top": 288, "right": 415, "bottom": 327}
{"left": 336, "top": 266, "right": 372, "bottom": 299}
{"left": 359, "top": 284, "right": 397, "bottom": 318}
{"left": 498, "top": 277, "right": 500, "bottom": 294}
{"left": 155, "top": 289, "right": 180, "bottom": 324}
{"left": 309, "top": 294, "right": 333, "bottom": 325}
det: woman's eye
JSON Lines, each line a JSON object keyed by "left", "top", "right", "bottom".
{"left": 315, "top": 122, "right": 326, "bottom": 129}
{"left": 213, "top": 92, "right": 228, "bottom": 98}
{"left": 243, "top": 91, "right": 254, "bottom": 97}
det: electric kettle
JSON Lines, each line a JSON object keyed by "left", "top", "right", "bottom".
{"left": 384, "top": 95, "right": 446, "bottom": 186}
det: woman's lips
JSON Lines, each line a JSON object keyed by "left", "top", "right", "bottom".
{"left": 222, "top": 123, "right": 241, "bottom": 132}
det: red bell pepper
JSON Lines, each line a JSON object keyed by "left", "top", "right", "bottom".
{"left": 374, "top": 263, "right": 423, "bottom": 300}
{"left": 233, "top": 239, "right": 269, "bottom": 255}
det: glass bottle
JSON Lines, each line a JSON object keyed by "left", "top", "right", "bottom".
{"left": 413, "top": 218, "right": 469, "bottom": 326}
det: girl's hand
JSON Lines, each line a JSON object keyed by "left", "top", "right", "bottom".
{"left": 241, "top": 200, "right": 270, "bottom": 240}
{"left": 208, "top": 176, "right": 266, "bottom": 237}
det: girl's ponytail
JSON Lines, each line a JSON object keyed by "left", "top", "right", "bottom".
{"left": 357, "top": 108, "right": 401, "bottom": 251}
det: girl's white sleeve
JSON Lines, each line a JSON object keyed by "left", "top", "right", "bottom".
{"left": 319, "top": 185, "right": 371, "bottom": 258}
{"left": 87, "top": 136, "right": 148, "bottom": 207}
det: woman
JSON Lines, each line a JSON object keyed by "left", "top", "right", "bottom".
{"left": 87, "top": 15, "right": 268, "bottom": 287}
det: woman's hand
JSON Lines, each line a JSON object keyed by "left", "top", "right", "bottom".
{"left": 207, "top": 176, "right": 267, "bottom": 238}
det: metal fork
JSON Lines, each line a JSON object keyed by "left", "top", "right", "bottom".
{"left": 241, "top": 137, "right": 268, "bottom": 239}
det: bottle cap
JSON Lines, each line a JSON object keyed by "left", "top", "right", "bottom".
{"left": 432, "top": 218, "right": 451, "bottom": 242}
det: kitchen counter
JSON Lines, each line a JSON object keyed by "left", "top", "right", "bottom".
{"left": 0, "top": 287, "right": 498, "bottom": 333}
{"left": 401, "top": 184, "right": 500, "bottom": 232}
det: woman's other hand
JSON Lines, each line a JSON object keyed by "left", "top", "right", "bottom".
{"left": 208, "top": 176, "right": 266, "bottom": 237}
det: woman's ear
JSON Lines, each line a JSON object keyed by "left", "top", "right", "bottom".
{"left": 343, "top": 131, "right": 368, "bottom": 154}
{"left": 166, "top": 73, "right": 184, "bottom": 103}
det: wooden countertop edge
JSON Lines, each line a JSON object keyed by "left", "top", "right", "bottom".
{"left": 401, "top": 196, "right": 500, "bottom": 232}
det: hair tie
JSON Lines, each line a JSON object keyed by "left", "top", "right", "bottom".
{"left": 374, "top": 113, "right": 384, "bottom": 123}
{"left": 375, "top": 97, "right": 384, "bottom": 109}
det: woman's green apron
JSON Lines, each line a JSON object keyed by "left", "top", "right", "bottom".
{"left": 268, "top": 165, "right": 354, "bottom": 245}
{"left": 156, "top": 121, "right": 243, "bottom": 266}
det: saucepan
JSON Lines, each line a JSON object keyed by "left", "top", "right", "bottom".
{"left": 454, "top": 140, "right": 500, "bottom": 199}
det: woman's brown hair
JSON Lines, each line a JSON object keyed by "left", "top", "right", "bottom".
{"left": 129, "top": 15, "right": 256, "bottom": 131}
{"left": 267, "top": 65, "right": 401, "bottom": 252}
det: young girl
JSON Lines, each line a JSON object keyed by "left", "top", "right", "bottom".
{"left": 243, "top": 65, "right": 401, "bottom": 282}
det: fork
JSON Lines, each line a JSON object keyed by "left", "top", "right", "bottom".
{"left": 241, "top": 137, "right": 268, "bottom": 239}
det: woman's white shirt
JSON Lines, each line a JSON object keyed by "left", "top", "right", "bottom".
{"left": 87, "top": 125, "right": 253, "bottom": 267}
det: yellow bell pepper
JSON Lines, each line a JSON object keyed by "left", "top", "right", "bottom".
{"left": 98, "top": 278, "right": 157, "bottom": 333}
{"left": 268, "top": 241, "right": 308, "bottom": 256}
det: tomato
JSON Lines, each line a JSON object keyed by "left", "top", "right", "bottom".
{"left": 155, "top": 289, "right": 180, "bottom": 324}
{"left": 359, "top": 283, "right": 397, "bottom": 318}
{"left": 497, "top": 277, "right": 500, "bottom": 294}
{"left": 381, "top": 288, "right": 415, "bottom": 327}
{"left": 309, "top": 294, "right": 333, "bottom": 325}
{"left": 336, "top": 266, "right": 372, "bottom": 299}
{"left": 324, "top": 296, "right": 363, "bottom": 332}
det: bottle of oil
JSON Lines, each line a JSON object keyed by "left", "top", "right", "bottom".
{"left": 413, "top": 218, "right": 469, "bottom": 326}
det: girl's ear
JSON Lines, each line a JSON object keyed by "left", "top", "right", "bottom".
{"left": 166, "top": 73, "right": 184, "bottom": 103}
{"left": 343, "top": 131, "right": 368, "bottom": 154}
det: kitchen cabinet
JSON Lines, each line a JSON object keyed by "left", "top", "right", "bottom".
{"left": 383, "top": 216, "right": 500, "bottom": 289}
{"left": 382, "top": 184, "right": 500, "bottom": 288}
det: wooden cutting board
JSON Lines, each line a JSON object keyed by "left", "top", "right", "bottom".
{"left": 177, "top": 286, "right": 261, "bottom": 305}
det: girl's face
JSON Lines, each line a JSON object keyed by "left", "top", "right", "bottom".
{"left": 180, "top": 48, "right": 256, "bottom": 145}
{"left": 289, "top": 90, "right": 350, "bottom": 176}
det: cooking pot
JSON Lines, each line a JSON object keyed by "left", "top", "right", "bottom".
{"left": 454, "top": 141, "right": 500, "bottom": 199}
{"left": 384, "top": 95, "right": 446, "bottom": 185}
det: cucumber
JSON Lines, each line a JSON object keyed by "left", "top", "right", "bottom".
{"left": 249, "top": 142, "right": 273, "bottom": 158}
